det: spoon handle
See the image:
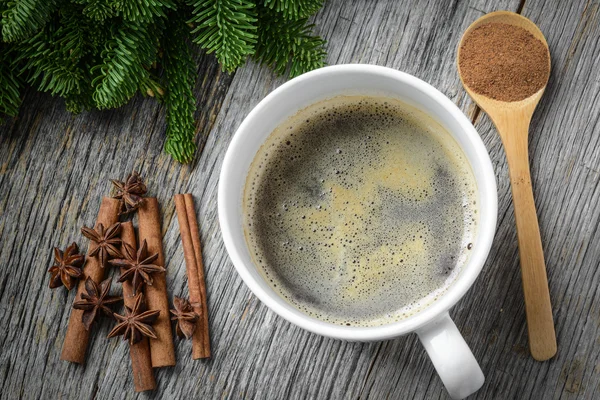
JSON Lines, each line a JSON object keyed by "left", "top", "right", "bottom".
{"left": 498, "top": 117, "right": 557, "bottom": 361}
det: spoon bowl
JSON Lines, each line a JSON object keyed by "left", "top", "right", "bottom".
{"left": 458, "top": 11, "right": 551, "bottom": 127}
{"left": 457, "top": 11, "right": 556, "bottom": 361}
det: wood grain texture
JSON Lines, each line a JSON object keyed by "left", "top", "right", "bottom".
{"left": 1, "top": 0, "right": 599, "bottom": 399}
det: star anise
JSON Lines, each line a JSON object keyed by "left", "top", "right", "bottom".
{"left": 111, "top": 171, "right": 147, "bottom": 215}
{"left": 110, "top": 240, "right": 165, "bottom": 295}
{"left": 81, "top": 222, "right": 122, "bottom": 268}
{"left": 170, "top": 297, "right": 199, "bottom": 339}
{"left": 107, "top": 293, "right": 160, "bottom": 345}
{"left": 73, "top": 277, "right": 122, "bottom": 330}
{"left": 48, "top": 242, "right": 84, "bottom": 290}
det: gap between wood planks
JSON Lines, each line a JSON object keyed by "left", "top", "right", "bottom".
{"left": 560, "top": 0, "right": 598, "bottom": 76}
{"left": 358, "top": 342, "right": 384, "bottom": 398}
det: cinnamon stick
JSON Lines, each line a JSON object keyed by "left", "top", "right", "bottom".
{"left": 175, "top": 194, "right": 211, "bottom": 359}
{"left": 183, "top": 194, "right": 211, "bottom": 358}
{"left": 120, "top": 222, "right": 156, "bottom": 392}
{"left": 61, "top": 197, "right": 120, "bottom": 364}
{"left": 138, "top": 197, "right": 176, "bottom": 367}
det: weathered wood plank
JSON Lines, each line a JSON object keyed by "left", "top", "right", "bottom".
{"left": 1, "top": 0, "right": 600, "bottom": 399}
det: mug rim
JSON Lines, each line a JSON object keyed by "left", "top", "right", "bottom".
{"left": 218, "top": 64, "right": 497, "bottom": 341}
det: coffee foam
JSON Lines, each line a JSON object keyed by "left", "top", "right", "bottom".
{"left": 243, "top": 96, "right": 478, "bottom": 327}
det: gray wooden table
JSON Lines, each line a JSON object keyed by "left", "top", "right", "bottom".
{"left": 1, "top": 0, "right": 599, "bottom": 398}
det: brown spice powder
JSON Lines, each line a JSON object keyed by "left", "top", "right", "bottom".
{"left": 458, "top": 22, "right": 550, "bottom": 102}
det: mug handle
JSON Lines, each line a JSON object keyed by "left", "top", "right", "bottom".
{"left": 416, "top": 312, "right": 484, "bottom": 399}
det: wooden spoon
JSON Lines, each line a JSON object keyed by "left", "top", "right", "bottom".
{"left": 457, "top": 11, "right": 556, "bottom": 361}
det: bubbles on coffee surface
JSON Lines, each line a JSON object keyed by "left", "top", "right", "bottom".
{"left": 243, "top": 96, "right": 478, "bottom": 327}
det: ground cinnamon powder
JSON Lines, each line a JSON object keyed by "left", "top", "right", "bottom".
{"left": 458, "top": 23, "right": 550, "bottom": 102}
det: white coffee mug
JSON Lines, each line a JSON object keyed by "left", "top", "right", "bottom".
{"left": 219, "top": 64, "right": 497, "bottom": 399}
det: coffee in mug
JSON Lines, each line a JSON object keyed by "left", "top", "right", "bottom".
{"left": 243, "top": 95, "right": 478, "bottom": 327}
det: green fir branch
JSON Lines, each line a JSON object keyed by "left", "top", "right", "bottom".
{"left": 162, "top": 11, "right": 197, "bottom": 163}
{"left": 0, "top": 0, "right": 327, "bottom": 162}
{"left": 0, "top": 44, "right": 21, "bottom": 120}
{"left": 139, "top": 72, "right": 165, "bottom": 100}
{"left": 92, "top": 21, "right": 163, "bottom": 109}
{"left": 73, "top": 0, "right": 115, "bottom": 21}
{"left": 254, "top": 4, "right": 325, "bottom": 77}
{"left": 86, "top": 18, "right": 116, "bottom": 55}
{"left": 1, "top": 0, "right": 58, "bottom": 42}
{"left": 188, "top": 0, "right": 258, "bottom": 72}
{"left": 262, "top": 0, "right": 322, "bottom": 20}
{"left": 15, "top": 16, "right": 88, "bottom": 98}
{"left": 54, "top": 7, "right": 89, "bottom": 61}
{"left": 112, "top": 0, "right": 175, "bottom": 24}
